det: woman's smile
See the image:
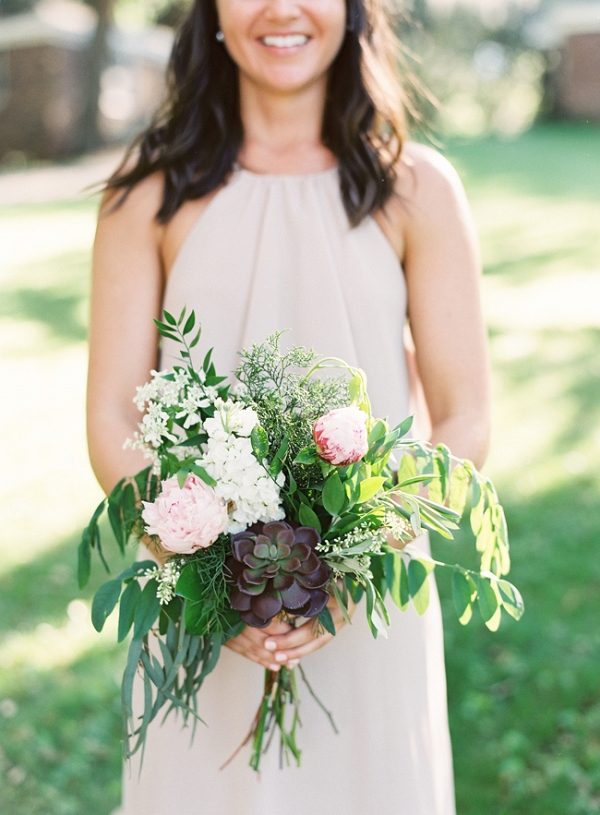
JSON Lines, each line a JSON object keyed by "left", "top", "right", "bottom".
{"left": 259, "top": 33, "right": 311, "bottom": 52}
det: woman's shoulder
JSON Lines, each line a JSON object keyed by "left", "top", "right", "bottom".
{"left": 395, "top": 141, "right": 467, "bottom": 209}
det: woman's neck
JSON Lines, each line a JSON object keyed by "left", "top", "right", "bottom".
{"left": 237, "top": 74, "right": 336, "bottom": 175}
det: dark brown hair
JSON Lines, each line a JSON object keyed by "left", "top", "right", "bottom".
{"left": 106, "top": 0, "right": 407, "bottom": 226}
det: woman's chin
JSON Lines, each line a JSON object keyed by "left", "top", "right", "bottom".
{"left": 243, "top": 66, "right": 328, "bottom": 97}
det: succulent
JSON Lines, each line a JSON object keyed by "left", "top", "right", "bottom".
{"left": 227, "top": 521, "right": 331, "bottom": 628}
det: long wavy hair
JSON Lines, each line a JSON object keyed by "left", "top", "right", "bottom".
{"left": 106, "top": 0, "right": 408, "bottom": 226}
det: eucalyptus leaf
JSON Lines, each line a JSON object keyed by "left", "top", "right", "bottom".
{"left": 91, "top": 578, "right": 122, "bottom": 632}
{"left": 78, "top": 537, "right": 91, "bottom": 589}
{"left": 118, "top": 579, "right": 142, "bottom": 642}
{"left": 133, "top": 579, "right": 161, "bottom": 640}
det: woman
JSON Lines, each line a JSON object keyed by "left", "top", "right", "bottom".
{"left": 88, "top": 0, "right": 490, "bottom": 811}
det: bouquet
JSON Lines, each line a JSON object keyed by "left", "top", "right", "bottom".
{"left": 79, "top": 308, "right": 523, "bottom": 771}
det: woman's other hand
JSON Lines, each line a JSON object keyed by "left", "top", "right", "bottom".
{"left": 225, "top": 592, "right": 355, "bottom": 671}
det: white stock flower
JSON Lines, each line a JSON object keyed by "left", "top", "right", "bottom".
{"left": 197, "top": 409, "right": 284, "bottom": 534}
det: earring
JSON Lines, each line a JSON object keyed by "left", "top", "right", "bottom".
{"left": 216, "top": 30, "right": 224, "bottom": 42}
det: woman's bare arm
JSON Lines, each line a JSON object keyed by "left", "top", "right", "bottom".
{"left": 87, "top": 174, "right": 165, "bottom": 495}
{"left": 396, "top": 142, "right": 491, "bottom": 469}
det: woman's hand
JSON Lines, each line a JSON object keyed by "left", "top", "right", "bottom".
{"left": 225, "top": 593, "right": 355, "bottom": 671}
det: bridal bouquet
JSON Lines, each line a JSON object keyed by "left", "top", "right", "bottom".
{"left": 79, "top": 308, "right": 523, "bottom": 770}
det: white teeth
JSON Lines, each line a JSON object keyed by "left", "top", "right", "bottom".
{"left": 262, "top": 35, "right": 308, "bottom": 48}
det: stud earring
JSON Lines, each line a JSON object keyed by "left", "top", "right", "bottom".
{"left": 216, "top": 30, "right": 224, "bottom": 42}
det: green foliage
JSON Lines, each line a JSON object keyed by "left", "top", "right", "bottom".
{"left": 235, "top": 331, "right": 350, "bottom": 487}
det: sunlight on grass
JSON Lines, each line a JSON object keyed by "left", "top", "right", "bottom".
{"left": 0, "top": 601, "right": 118, "bottom": 672}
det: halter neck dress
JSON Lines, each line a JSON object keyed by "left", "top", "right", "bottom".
{"left": 121, "top": 166, "right": 456, "bottom": 815}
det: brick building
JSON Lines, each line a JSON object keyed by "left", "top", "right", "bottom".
{"left": 526, "top": 1, "right": 600, "bottom": 121}
{"left": 0, "top": 0, "right": 172, "bottom": 161}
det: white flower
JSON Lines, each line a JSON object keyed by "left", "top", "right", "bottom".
{"left": 144, "top": 560, "right": 183, "bottom": 605}
{"left": 196, "top": 409, "right": 284, "bottom": 534}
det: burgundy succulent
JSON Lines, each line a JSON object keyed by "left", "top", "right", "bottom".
{"left": 227, "top": 521, "right": 331, "bottom": 628}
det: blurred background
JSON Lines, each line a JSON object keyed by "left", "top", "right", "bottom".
{"left": 0, "top": 0, "right": 599, "bottom": 813}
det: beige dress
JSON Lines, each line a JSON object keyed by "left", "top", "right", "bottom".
{"left": 122, "top": 166, "right": 456, "bottom": 815}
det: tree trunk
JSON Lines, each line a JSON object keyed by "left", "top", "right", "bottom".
{"left": 79, "top": 0, "right": 113, "bottom": 152}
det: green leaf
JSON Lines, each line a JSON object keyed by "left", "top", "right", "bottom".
{"left": 497, "top": 579, "right": 525, "bottom": 621}
{"left": 298, "top": 503, "right": 322, "bottom": 532}
{"left": 250, "top": 425, "right": 269, "bottom": 461}
{"left": 357, "top": 476, "right": 386, "bottom": 504}
{"left": 385, "top": 552, "right": 409, "bottom": 611}
{"left": 189, "top": 326, "right": 202, "bottom": 349}
{"left": 107, "top": 499, "right": 125, "bottom": 552}
{"left": 322, "top": 471, "right": 346, "bottom": 516}
{"left": 133, "top": 579, "right": 161, "bottom": 639}
{"left": 178, "top": 433, "right": 207, "bottom": 448}
{"left": 452, "top": 570, "right": 477, "bottom": 625}
{"left": 408, "top": 559, "right": 434, "bottom": 616}
{"left": 78, "top": 537, "right": 92, "bottom": 589}
{"left": 175, "top": 563, "right": 204, "bottom": 602}
{"left": 184, "top": 600, "right": 211, "bottom": 636}
{"left": 330, "top": 581, "right": 352, "bottom": 625}
{"left": 448, "top": 463, "right": 470, "bottom": 516}
{"left": 176, "top": 468, "right": 189, "bottom": 489}
{"left": 318, "top": 606, "right": 336, "bottom": 636}
{"left": 183, "top": 310, "right": 196, "bottom": 335}
{"left": 348, "top": 374, "right": 363, "bottom": 405}
{"left": 477, "top": 577, "right": 499, "bottom": 626}
{"left": 91, "top": 579, "right": 122, "bottom": 632}
{"left": 118, "top": 580, "right": 142, "bottom": 642}
{"left": 122, "top": 637, "right": 143, "bottom": 723}
{"left": 394, "top": 415, "right": 414, "bottom": 438}
{"left": 368, "top": 419, "right": 388, "bottom": 447}
{"left": 269, "top": 433, "right": 289, "bottom": 477}
{"left": 428, "top": 459, "right": 444, "bottom": 505}
{"left": 189, "top": 464, "right": 217, "bottom": 487}
{"left": 294, "top": 446, "right": 318, "bottom": 465}
{"left": 163, "top": 310, "right": 177, "bottom": 326}
{"left": 176, "top": 306, "right": 187, "bottom": 326}
{"left": 397, "top": 454, "right": 418, "bottom": 494}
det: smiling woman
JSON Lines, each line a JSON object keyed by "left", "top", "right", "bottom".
{"left": 88, "top": 0, "right": 490, "bottom": 810}
{"left": 104, "top": 0, "right": 406, "bottom": 225}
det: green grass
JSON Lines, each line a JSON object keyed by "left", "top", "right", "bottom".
{"left": 1, "top": 123, "right": 599, "bottom": 814}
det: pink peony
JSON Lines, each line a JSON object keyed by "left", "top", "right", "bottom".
{"left": 313, "top": 406, "right": 369, "bottom": 466}
{"left": 141, "top": 474, "right": 228, "bottom": 554}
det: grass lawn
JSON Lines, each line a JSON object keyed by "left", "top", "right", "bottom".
{"left": 1, "top": 123, "right": 599, "bottom": 814}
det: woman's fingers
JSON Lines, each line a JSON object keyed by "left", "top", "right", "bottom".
{"left": 225, "top": 636, "right": 281, "bottom": 671}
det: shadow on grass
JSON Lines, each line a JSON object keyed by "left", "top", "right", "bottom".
{"left": 0, "top": 250, "right": 90, "bottom": 344}
{"left": 432, "top": 471, "right": 600, "bottom": 815}
{"left": 495, "top": 327, "right": 600, "bottom": 455}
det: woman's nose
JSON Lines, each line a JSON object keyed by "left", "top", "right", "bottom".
{"left": 263, "top": 0, "right": 302, "bottom": 23}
